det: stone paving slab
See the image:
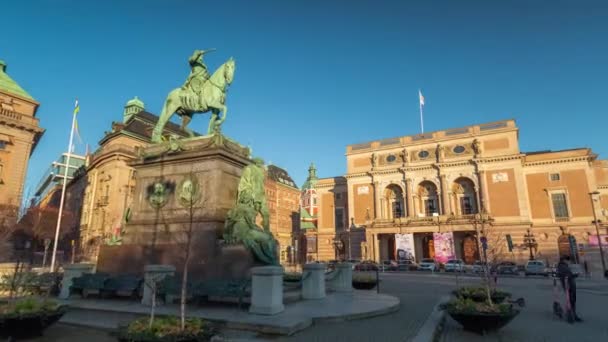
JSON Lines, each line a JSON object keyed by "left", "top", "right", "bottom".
{"left": 59, "top": 290, "right": 399, "bottom": 336}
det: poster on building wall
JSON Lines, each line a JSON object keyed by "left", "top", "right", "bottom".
{"left": 588, "top": 235, "right": 608, "bottom": 247}
{"left": 433, "top": 232, "right": 456, "bottom": 264}
{"left": 395, "top": 234, "right": 416, "bottom": 261}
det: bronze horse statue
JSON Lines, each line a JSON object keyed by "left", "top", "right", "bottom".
{"left": 151, "top": 58, "right": 236, "bottom": 143}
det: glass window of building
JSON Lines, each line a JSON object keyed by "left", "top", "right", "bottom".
{"left": 551, "top": 193, "right": 569, "bottom": 219}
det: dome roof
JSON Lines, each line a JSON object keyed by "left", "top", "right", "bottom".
{"left": 125, "top": 96, "right": 144, "bottom": 108}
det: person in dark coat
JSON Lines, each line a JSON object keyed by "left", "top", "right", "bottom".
{"left": 556, "top": 255, "right": 582, "bottom": 322}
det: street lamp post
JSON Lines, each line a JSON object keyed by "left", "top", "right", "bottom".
{"left": 589, "top": 191, "right": 607, "bottom": 277}
{"left": 523, "top": 228, "right": 537, "bottom": 260}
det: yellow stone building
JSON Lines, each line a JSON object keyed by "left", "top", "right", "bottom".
{"left": 0, "top": 60, "right": 44, "bottom": 209}
{"left": 312, "top": 119, "right": 608, "bottom": 271}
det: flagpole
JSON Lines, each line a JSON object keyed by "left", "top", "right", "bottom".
{"left": 50, "top": 102, "right": 78, "bottom": 272}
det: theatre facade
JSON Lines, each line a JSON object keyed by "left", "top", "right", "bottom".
{"left": 306, "top": 119, "right": 608, "bottom": 269}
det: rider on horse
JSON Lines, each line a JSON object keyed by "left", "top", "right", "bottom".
{"left": 182, "top": 49, "right": 215, "bottom": 93}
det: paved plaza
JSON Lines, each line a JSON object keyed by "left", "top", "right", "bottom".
{"left": 24, "top": 272, "right": 606, "bottom": 341}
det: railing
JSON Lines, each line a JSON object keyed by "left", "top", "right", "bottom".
{"left": 0, "top": 108, "right": 40, "bottom": 127}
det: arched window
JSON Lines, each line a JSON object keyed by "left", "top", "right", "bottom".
{"left": 384, "top": 185, "right": 404, "bottom": 219}
{"left": 452, "top": 178, "right": 478, "bottom": 215}
{"left": 418, "top": 181, "right": 439, "bottom": 217}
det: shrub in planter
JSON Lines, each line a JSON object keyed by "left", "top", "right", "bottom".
{"left": 0, "top": 297, "right": 67, "bottom": 339}
{"left": 445, "top": 297, "right": 519, "bottom": 334}
{"left": 352, "top": 273, "right": 377, "bottom": 290}
{"left": 116, "top": 316, "right": 216, "bottom": 342}
{"left": 452, "top": 287, "right": 511, "bottom": 303}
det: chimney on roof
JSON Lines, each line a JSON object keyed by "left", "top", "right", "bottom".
{"left": 0, "top": 60, "right": 6, "bottom": 73}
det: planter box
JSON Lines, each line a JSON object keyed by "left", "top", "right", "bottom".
{"left": 352, "top": 281, "right": 377, "bottom": 290}
{"left": 0, "top": 306, "right": 67, "bottom": 339}
{"left": 448, "top": 309, "right": 520, "bottom": 334}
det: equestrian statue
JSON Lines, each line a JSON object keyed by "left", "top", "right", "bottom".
{"left": 151, "top": 49, "right": 236, "bottom": 143}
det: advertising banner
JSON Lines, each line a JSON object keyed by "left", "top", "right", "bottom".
{"left": 433, "top": 232, "right": 455, "bottom": 264}
{"left": 588, "top": 235, "right": 608, "bottom": 247}
{"left": 395, "top": 233, "right": 416, "bottom": 261}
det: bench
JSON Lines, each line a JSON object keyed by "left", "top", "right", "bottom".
{"left": 192, "top": 279, "right": 250, "bottom": 308}
{"left": 70, "top": 273, "right": 109, "bottom": 298}
{"left": 102, "top": 274, "right": 142, "bottom": 298}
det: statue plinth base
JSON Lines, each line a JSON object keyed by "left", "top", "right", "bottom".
{"left": 97, "top": 134, "right": 256, "bottom": 279}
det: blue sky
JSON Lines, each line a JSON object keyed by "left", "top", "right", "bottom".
{"left": 3, "top": 0, "right": 608, "bottom": 197}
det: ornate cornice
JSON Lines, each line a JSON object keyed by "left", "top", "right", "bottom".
{"left": 344, "top": 172, "right": 370, "bottom": 180}
{"left": 474, "top": 154, "right": 525, "bottom": 164}
{"left": 523, "top": 155, "right": 594, "bottom": 167}
{"left": 598, "top": 184, "right": 608, "bottom": 190}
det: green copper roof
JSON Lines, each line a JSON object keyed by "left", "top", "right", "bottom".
{"left": 300, "top": 221, "right": 316, "bottom": 230}
{"left": 301, "top": 162, "right": 319, "bottom": 190}
{"left": 300, "top": 207, "right": 313, "bottom": 219}
{"left": 0, "top": 60, "right": 35, "bottom": 101}
{"left": 126, "top": 96, "right": 145, "bottom": 108}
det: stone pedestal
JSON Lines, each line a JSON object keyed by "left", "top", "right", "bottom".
{"left": 96, "top": 134, "right": 256, "bottom": 281}
{"left": 249, "top": 266, "right": 284, "bottom": 315}
{"left": 142, "top": 264, "right": 176, "bottom": 306}
{"left": 331, "top": 263, "right": 354, "bottom": 293}
{"left": 59, "top": 263, "right": 94, "bottom": 299}
{"left": 302, "top": 263, "right": 326, "bottom": 299}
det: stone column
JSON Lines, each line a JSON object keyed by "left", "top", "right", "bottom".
{"left": 142, "top": 264, "right": 176, "bottom": 306}
{"left": 59, "top": 263, "right": 94, "bottom": 299}
{"left": 478, "top": 170, "right": 490, "bottom": 212}
{"left": 412, "top": 195, "right": 419, "bottom": 218}
{"left": 330, "top": 262, "right": 353, "bottom": 293}
{"left": 405, "top": 178, "right": 414, "bottom": 218}
{"left": 373, "top": 234, "right": 381, "bottom": 262}
{"left": 374, "top": 181, "right": 381, "bottom": 219}
{"left": 440, "top": 175, "right": 450, "bottom": 215}
{"left": 249, "top": 266, "right": 284, "bottom": 315}
{"left": 302, "top": 263, "right": 326, "bottom": 299}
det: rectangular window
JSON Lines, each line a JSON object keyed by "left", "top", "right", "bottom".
{"left": 424, "top": 199, "right": 437, "bottom": 217}
{"left": 335, "top": 208, "right": 344, "bottom": 229}
{"left": 306, "top": 236, "right": 317, "bottom": 253}
{"left": 460, "top": 197, "right": 474, "bottom": 215}
{"left": 551, "top": 193, "right": 569, "bottom": 219}
{"left": 335, "top": 193, "right": 342, "bottom": 200}
{"left": 0, "top": 141, "right": 6, "bottom": 150}
{"left": 550, "top": 173, "right": 560, "bottom": 181}
{"left": 392, "top": 201, "right": 403, "bottom": 218}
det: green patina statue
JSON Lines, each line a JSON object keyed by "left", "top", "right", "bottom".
{"left": 224, "top": 158, "right": 278, "bottom": 265}
{"left": 151, "top": 49, "right": 236, "bottom": 143}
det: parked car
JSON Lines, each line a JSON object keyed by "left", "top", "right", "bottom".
{"left": 397, "top": 259, "right": 418, "bottom": 271}
{"left": 444, "top": 259, "right": 466, "bottom": 272}
{"left": 379, "top": 260, "right": 397, "bottom": 272}
{"left": 525, "top": 260, "right": 548, "bottom": 276}
{"left": 472, "top": 261, "right": 489, "bottom": 274}
{"left": 354, "top": 261, "right": 378, "bottom": 272}
{"left": 418, "top": 258, "right": 439, "bottom": 272}
{"left": 495, "top": 261, "right": 519, "bottom": 275}
{"left": 549, "top": 263, "right": 583, "bottom": 277}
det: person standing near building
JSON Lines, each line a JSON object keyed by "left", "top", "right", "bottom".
{"left": 556, "top": 255, "right": 582, "bottom": 322}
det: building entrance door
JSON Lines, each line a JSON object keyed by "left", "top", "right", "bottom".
{"left": 422, "top": 234, "right": 435, "bottom": 259}
{"left": 388, "top": 235, "right": 396, "bottom": 260}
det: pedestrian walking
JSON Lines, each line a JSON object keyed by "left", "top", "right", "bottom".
{"left": 556, "top": 255, "right": 582, "bottom": 322}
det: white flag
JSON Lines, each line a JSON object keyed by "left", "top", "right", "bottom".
{"left": 419, "top": 90, "right": 425, "bottom": 107}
